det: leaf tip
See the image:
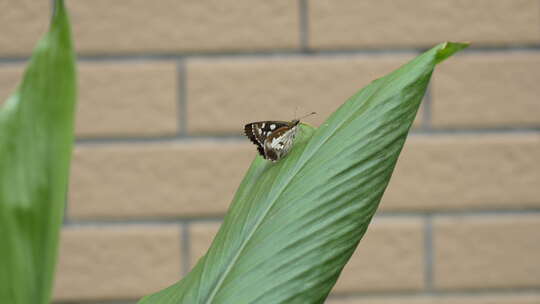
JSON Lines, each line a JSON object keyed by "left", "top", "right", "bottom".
{"left": 52, "top": 0, "right": 65, "bottom": 18}
{"left": 435, "top": 41, "right": 470, "bottom": 64}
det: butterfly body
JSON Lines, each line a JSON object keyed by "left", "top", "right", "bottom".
{"left": 244, "top": 119, "right": 300, "bottom": 162}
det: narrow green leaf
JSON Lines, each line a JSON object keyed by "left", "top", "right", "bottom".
{"left": 0, "top": 1, "right": 76, "bottom": 303}
{"left": 140, "top": 42, "right": 468, "bottom": 304}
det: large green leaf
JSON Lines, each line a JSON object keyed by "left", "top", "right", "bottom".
{"left": 0, "top": 1, "right": 76, "bottom": 303}
{"left": 140, "top": 42, "right": 467, "bottom": 304}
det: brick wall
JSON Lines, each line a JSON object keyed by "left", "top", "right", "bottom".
{"left": 1, "top": 1, "right": 539, "bottom": 303}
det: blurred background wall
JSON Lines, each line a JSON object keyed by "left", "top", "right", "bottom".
{"left": 1, "top": 1, "right": 539, "bottom": 303}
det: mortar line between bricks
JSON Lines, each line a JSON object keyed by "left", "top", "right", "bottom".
{"left": 410, "top": 127, "right": 540, "bottom": 135}
{"left": 0, "top": 48, "right": 420, "bottom": 63}
{"left": 3, "top": 44, "right": 540, "bottom": 64}
{"left": 62, "top": 189, "right": 70, "bottom": 225}
{"left": 181, "top": 221, "right": 191, "bottom": 276}
{"left": 63, "top": 209, "right": 540, "bottom": 226}
{"left": 50, "top": 0, "right": 55, "bottom": 21}
{"left": 299, "top": 0, "right": 310, "bottom": 51}
{"left": 424, "top": 215, "right": 434, "bottom": 291}
{"left": 382, "top": 209, "right": 540, "bottom": 217}
{"left": 421, "top": 82, "right": 433, "bottom": 131}
{"left": 177, "top": 59, "right": 188, "bottom": 136}
{"left": 64, "top": 217, "right": 225, "bottom": 226}
{"left": 51, "top": 290, "right": 540, "bottom": 304}
{"left": 52, "top": 290, "right": 540, "bottom": 304}
{"left": 327, "top": 288, "right": 540, "bottom": 300}
{"left": 72, "top": 127, "right": 540, "bottom": 146}
{"left": 75, "top": 135, "right": 246, "bottom": 145}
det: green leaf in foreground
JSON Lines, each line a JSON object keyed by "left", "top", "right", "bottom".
{"left": 0, "top": 1, "right": 76, "bottom": 303}
{"left": 140, "top": 42, "right": 468, "bottom": 304}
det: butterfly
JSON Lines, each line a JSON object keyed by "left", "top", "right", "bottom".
{"left": 244, "top": 112, "right": 316, "bottom": 162}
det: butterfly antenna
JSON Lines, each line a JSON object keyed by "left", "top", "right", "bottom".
{"left": 298, "top": 112, "right": 316, "bottom": 120}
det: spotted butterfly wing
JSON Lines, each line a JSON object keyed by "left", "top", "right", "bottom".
{"left": 244, "top": 120, "right": 299, "bottom": 162}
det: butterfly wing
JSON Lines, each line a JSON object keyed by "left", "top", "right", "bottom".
{"left": 244, "top": 123, "right": 265, "bottom": 157}
{"left": 244, "top": 121, "right": 292, "bottom": 160}
{"left": 263, "top": 125, "right": 298, "bottom": 162}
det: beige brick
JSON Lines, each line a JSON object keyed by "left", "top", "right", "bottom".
{"left": 190, "top": 218, "right": 424, "bottom": 293}
{"left": 77, "top": 61, "right": 178, "bottom": 137}
{"left": 326, "top": 294, "right": 540, "bottom": 304}
{"left": 382, "top": 134, "right": 540, "bottom": 211}
{"left": 432, "top": 52, "right": 540, "bottom": 128}
{"left": 69, "top": 134, "right": 540, "bottom": 219}
{"left": 0, "top": 62, "right": 178, "bottom": 137}
{"left": 69, "top": 0, "right": 299, "bottom": 54}
{"left": 309, "top": 0, "right": 540, "bottom": 49}
{"left": 190, "top": 221, "right": 221, "bottom": 267}
{"left": 434, "top": 214, "right": 540, "bottom": 290}
{"left": 0, "top": 0, "right": 50, "bottom": 56}
{"left": 333, "top": 218, "right": 424, "bottom": 293}
{"left": 69, "top": 142, "right": 253, "bottom": 219}
{"left": 187, "top": 54, "right": 422, "bottom": 134}
{"left": 53, "top": 225, "right": 181, "bottom": 301}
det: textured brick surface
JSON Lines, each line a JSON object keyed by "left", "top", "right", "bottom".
{"left": 434, "top": 214, "right": 540, "bottom": 290}
{"left": 69, "top": 0, "right": 299, "bottom": 54}
{"left": 69, "top": 134, "right": 540, "bottom": 219}
{"left": 432, "top": 52, "right": 540, "bottom": 128}
{"left": 77, "top": 62, "right": 178, "bottom": 137}
{"left": 382, "top": 134, "right": 540, "bottom": 211}
{"left": 0, "top": 0, "right": 50, "bottom": 56}
{"left": 189, "top": 221, "right": 221, "bottom": 267}
{"left": 309, "top": 0, "right": 540, "bottom": 49}
{"left": 326, "top": 294, "right": 540, "bottom": 304}
{"left": 187, "top": 54, "right": 421, "bottom": 134}
{"left": 5, "top": 1, "right": 540, "bottom": 302}
{"left": 0, "top": 62, "right": 178, "bottom": 137}
{"left": 190, "top": 218, "right": 424, "bottom": 293}
{"left": 53, "top": 225, "right": 181, "bottom": 301}
{"left": 333, "top": 218, "right": 424, "bottom": 293}
{"left": 69, "top": 142, "right": 253, "bottom": 219}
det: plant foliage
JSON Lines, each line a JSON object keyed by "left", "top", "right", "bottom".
{"left": 0, "top": 1, "right": 76, "bottom": 303}
{"left": 139, "top": 42, "right": 467, "bottom": 304}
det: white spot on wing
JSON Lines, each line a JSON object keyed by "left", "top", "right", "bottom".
{"left": 270, "top": 124, "right": 276, "bottom": 130}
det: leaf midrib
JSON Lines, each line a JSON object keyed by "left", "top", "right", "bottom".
{"left": 203, "top": 79, "right": 391, "bottom": 303}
